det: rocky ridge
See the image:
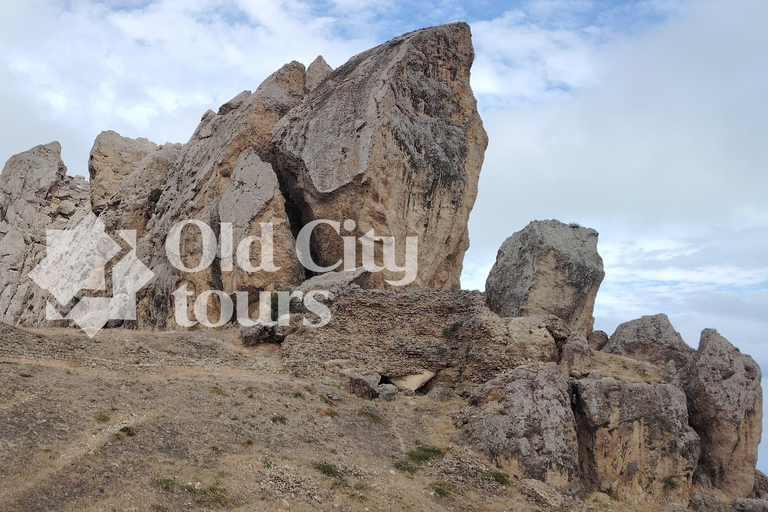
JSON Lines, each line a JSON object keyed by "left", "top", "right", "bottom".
{"left": 0, "top": 21, "right": 763, "bottom": 512}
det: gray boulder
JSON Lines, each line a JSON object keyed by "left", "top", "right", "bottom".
{"left": 455, "top": 365, "right": 579, "bottom": 488}
{"left": 603, "top": 313, "right": 693, "bottom": 375}
{"left": 686, "top": 329, "right": 762, "bottom": 497}
{"left": 485, "top": 219, "right": 605, "bottom": 335}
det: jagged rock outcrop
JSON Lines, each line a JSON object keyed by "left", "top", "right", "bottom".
{"left": 134, "top": 62, "right": 310, "bottom": 327}
{"left": 686, "top": 329, "right": 762, "bottom": 497}
{"left": 305, "top": 55, "right": 333, "bottom": 92}
{"left": 456, "top": 365, "right": 579, "bottom": 488}
{"left": 602, "top": 313, "right": 693, "bottom": 376}
{"left": 88, "top": 131, "right": 157, "bottom": 214}
{"left": 485, "top": 220, "right": 604, "bottom": 335}
{"left": 271, "top": 22, "right": 488, "bottom": 290}
{"left": 0, "top": 142, "right": 90, "bottom": 325}
{"left": 574, "top": 377, "right": 700, "bottom": 506}
{"left": 97, "top": 139, "right": 182, "bottom": 238}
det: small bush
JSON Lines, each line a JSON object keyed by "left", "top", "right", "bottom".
{"left": 568, "top": 222, "right": 581, "bottom": 228}
{"left": 442, "top": 322, "right": 462, "bottom": 339}
{"left": 430, "top": 481, "right": 461, "bottom": 498}
{"left": 210, "top": 386, "right": 226, "bottom": 396}
{"left": 155, "top": 478, "right": 178, "bottom": 492}
{"left": 393, "top": 459, "right": 419, "bottom": 474}
{"left": 663, "top": 475, "right": 679, "bottom": 491}
{"left": 150, "top": 505, "right": 168, "bottom": 512}
{"left": 357, "top": 409, "right": 383, "bottom": 424}
{"left": 292, "top": 391, "right": 304, "bottom": 399}
{"left": 406, "top": 445, "right": 443, "bottom": 465}
{"left": 155, "top": 478, "right": 230, "bottom": 506}
{"left": 261, "top": 457, "right": 275, "bottom": 469}
{"left": 484, "top": 470, "right": 510, "bottom": 486}
{"left": 319, "top": 408, "right": 338, "bottom": 418}
{"left": 119, "top": 426, "right": 136, "bottom": 437}
{"left": 313, "top": 461, "right": 344, "bottom": 480}
{"left": 96, "top": 412, "right": 110, "bottom": 423}
{"left": 148, "top": 188, "right": 162, "bottom": 203}
{"left": 271, "top": 415, "right": 288, "bottom": 424}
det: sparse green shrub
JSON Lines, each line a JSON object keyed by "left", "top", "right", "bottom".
{"left": 271, "top": 415, "right": 287, "bottom": 424}
{"left": 568, "top": 222, "right": 581, "bottom": 228}
{"left": 210, "top": 385, "right": 226, "bottom": 396}
{"left": 406, "top": 445, "right": 443, "bottom": 465}
{"left": 119, "top": 426, "right": 136, "bottom": 437}
{"left": 150, "top": 505, "right": 168, "bottom": 512}
{"left": 261, "top": 457, "right": 275, "bottom": 469}
{"left": 357, "top": 409, "right": 383, "bottom": 424}
{"left": 313, "top": 461, "right": 345, "bottom": 480}
{"left": 96, "top": 412, "right": 110, "bottom": 423}
{"left": 430, "top": 481, "right": 461, "bottom": 498}
{"left": 292, "top": 391, "right": 304, "bottom": 399}
{"left": 484, "top": 470, "right": 510, "bottom": 486}
{"left": 393, "top": 459, "right": 419, "bottom": 474}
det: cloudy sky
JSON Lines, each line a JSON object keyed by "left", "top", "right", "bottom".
{"left": 2, "top": 0, "right": 767, "bottom": 466}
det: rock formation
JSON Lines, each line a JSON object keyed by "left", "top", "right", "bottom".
{"left": 686, "top": 329, "right": 762, "bottom": 496}
{"left": 88, "top": 131, "right": 157, "bottom": 214}
{"left": 456, "top": 365, "right": 579, "bottom": 488}
{"left": 133, "top": 62, "right": 310, "bottom": 327}
{"left": 574, "top": 378, "right": 700, "bottom": 506}
{"left": 485, "top": 219, "right": 605, "bottom": 335}
{"left": 0, "top": 21, "right": 763, "bottom": 512}
{"left": 0, "top": 142, "right": 90, "bottom": 325}
{"left": 603, "top": 313, "right": 694, "bottom": 380}
{"left": 271, "top": 22, "right": 488, "bottom": 290}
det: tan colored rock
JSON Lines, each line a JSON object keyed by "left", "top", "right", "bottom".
{"left": 391, "top": 370, "right": 434, "bottom": 391}
{"left": 98, "top": 142, "right": 182, "bottom": 238}
{"left": 305, "top": 55, "right": 333, "bottom": 92}
{"left": 686, "top": 329, "right": 762, "bottom": 497}
{"left": 134, "top": 63, "right": 309, "bottom": 328}
{"left": 0, "top": 142, "right": 90, "bottom": 326}
{"left": 603, "top": 313, "right": 694, "bottom": 375}
{"left": 272, "top": 22, "right": 488, "bottom": 290}
{"left": 574, "top": 377, "right": 700, "bottom": 506}
{"left": 485, "top": 219, "right": 605, "bottom": 335}
{"left": 88, "top": 131, "right": 156, "bottom": 214}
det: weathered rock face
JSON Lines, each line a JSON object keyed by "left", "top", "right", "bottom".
{"left": 88, "top": 131, "right": 157, "bottom": 214}
{"left": 96, "top": 139, "right": 182, "bottom": 238}
{"left": 603, "top": 314, "right": 694, "bottom": 379}
{"left": 485, "top": 220, "right": 604, "bottom": 336}
{"left": 0, "top": 142, "right": 90, "bottom": 325}
{"left": 282, "top": 287, "right": 566, "bottom": 386}
{"left": 134, "top": 62, "right": 310, "bottom": 328}
{"left": 305, "top": 55, "right": 333, "bottom": 92}
{"left": 271, "top": 22, "right": 488, "bottom": 290}
{"left": 686, "top": 329, "right": 762, "bottom": 497}
{"left": 456, "top": 365, "right": 579, "bottom": 488}
{"left": 574, "top": 377, "right": 700, "bottom": 506}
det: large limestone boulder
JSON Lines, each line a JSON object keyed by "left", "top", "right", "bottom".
{"left": 88, "top": 131, "right": 157, "bottom": 214}
{"left": 485, "top": 219, "right": 605, "bottom": 335}
{"left": 0, "top": 142, "right": 90, "bottom": 325}
{"left": 574, "top": 377, "right": 700, "bottom": 506}
{"left": 134, "top": 62, "right": 310, "bottom": 328}
{"left": 603, "top": 313, "right": 694, "bottom": 378}
{"left": 686, "top": 329, "right": 762, "bottom": 496}
{"left": 455, "top": 365, "right": 579, "bottom": 488}
{"left": 271, "top": 22, "right": 488, "bottom": 290}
